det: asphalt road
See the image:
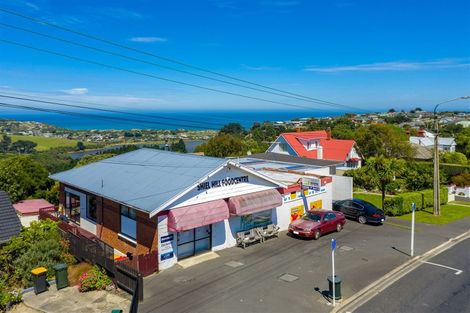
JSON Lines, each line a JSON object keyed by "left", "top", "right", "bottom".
{"left": 139, "top": 217, "right": 469, "bottom": 313}
{"left": 356, "top": 238, "right": 470, "bottom": 313}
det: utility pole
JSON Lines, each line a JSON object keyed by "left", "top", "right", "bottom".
{"left": 432, "top": 96, "right": 469, "bottom": 217}
{"left": 433, "top": 112, "right": 440, "bottom": 216}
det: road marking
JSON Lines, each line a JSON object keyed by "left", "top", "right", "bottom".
{"left": 421, "top": 261, "right": 463, "bottom": 275}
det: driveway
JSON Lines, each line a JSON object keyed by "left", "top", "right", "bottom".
{"left": 140, "top": 217, "right": 470, "bottom": 313}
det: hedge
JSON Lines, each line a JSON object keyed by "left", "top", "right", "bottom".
{"left": 384, "top": 187, "right": 448, "bottom": 216}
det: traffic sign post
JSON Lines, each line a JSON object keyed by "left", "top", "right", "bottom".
{"left": 411, "top": 202, "right": 416, "bottom": 257}
{"left": 331, "top": 238, "right": 336, "bottom": 307}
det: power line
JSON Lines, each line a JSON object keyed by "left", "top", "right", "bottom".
{"left": 0, "top": 7, "right": 365, "bottom": 112}
{"left": 0, "top": 101, "right": 220, "bottom": 130}
{"left": 0, "top": 90, "right": 259, "bottom": 124}
{"left": 0, "top": 39, "right": 328, "bottom": 112}
{"left": 0, "top": 93, "right": 225, "bottom": 128}
{"left": 0, "top": 20, "right": 362, "bottom": 112}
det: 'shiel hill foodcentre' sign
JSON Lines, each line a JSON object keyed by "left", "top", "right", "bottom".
{"left": 197, "top": 175, "right": 249, "bottom": 191}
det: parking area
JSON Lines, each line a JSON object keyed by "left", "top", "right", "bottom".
{"left": 140, "top": 216, "right": 470, "bottom": 313}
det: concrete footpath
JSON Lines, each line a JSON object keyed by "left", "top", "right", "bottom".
{"left": 21, "top": 284, "right": 131, "bottom": 313}
{"left": 140, "top": 216, "right": 470, "bottom": 313}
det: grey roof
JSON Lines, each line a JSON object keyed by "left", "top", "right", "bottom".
{"left": 248, "top": 152, "right": 343, "bottom": 167}
{"left": 50, "top": 149, "right": 227, "bottom": 214}
{"left": 0, "top": 191, "right": 21, "bottom": 244}
{"left": 411, "top": 143, "right": 433, "bottom": 160}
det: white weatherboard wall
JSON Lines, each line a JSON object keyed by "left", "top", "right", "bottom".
{"left": 64, "top": 186, "right": 96, "bottom": 234}
{"left": 331, "top": 175, "right": 353, "bottom": 200}
{"left": 276, "top": 183, "right": 333, "bottom": 231}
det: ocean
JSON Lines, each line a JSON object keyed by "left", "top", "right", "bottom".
{"left": 0, "top": 109, "right": 344, "bottom": 130}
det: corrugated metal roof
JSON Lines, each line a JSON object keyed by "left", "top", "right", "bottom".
{"left": 0, "top": 191, "right": 21, "bottom": 244}
{"left": 50, "top": 149, "right": 227, "bottom": 214}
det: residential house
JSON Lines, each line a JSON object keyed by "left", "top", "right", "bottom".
{"left": 409, "top": 129, "right": 456, "bottom": 152}
{"left": 0, "top": 191, "right": 22, "bottom": 245}
{"left": 266, "top": 130, "right": 362, "bottom": 169}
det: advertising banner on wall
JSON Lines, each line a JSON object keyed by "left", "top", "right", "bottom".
{"left": 290, "top": 205, "right": 305, "bottom": 222}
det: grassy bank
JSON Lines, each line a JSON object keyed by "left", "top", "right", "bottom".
{"left": 396, "top": 203, "right": 470, "bottom": 224}
{"left": 11, "top": 135, "right": 78, "bottom": 151}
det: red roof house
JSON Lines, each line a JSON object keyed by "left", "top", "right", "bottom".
{"left": 267, "top": 130, "right": 362, "bottom": 168}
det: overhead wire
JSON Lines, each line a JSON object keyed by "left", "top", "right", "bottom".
{"left": 0, "top": 7, "right": 366, "bottom": 112}
{"left": 0, "top": 38, "right": 328, "bottom": 112}
{"left": 0, "top": 93, "right": 226, "bottom": 128}
{"left": 0, "top": 20, "right": 363, "bottom": 112}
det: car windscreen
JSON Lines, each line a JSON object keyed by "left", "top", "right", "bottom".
{"left": 302, "top": 213, "right": 322, "bottom": 222}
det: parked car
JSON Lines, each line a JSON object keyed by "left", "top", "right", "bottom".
{"left": 333, "top": 199, "right": 385, "bottom": 224}
{"left": 288, "top": 210, "right": 346, "bottom": 240}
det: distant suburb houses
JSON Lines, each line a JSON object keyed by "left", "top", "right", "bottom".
{"left": 50, "top": 148, "right": 352, "bottom": 271}
{"left": 409, "top": 129, "right": 456, "bottom": 152}
{"left": 266, "top": 130, "right": 362, "bottom": 169}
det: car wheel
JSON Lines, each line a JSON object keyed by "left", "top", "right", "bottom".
{"left": 313, "top": 230, "right": 321, "bottom": 240}
{"left": 358, "top": 216, "right": 367, "bottom": 224}
{"left": 336, "top": 223, "right": 342, "bottom": 232}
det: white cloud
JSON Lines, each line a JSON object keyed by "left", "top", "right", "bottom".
{"left": 305, "top": 58, "right": 470, "bottom": 73}
{"left": 62, "top": 88, "right": 89, "bottom": 95}
{"left": 129, "top": 37, "right": 168, "bottom": 43}
{"left": 99, "top": 7, "right": 144, "bottom": 20}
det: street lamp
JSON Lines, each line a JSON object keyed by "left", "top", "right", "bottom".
{"left": 432, "top": 96, "right": 470, "bottom": 216}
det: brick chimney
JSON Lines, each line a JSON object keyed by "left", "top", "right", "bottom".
{"left": 296, "top": 127, "right": 301, "bottom": 133}
{"left": 326, "top": 128, "right": 332, "bottom": 140}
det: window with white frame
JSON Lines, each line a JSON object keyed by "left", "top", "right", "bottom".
{"left": 120, "top": 205, "right": 137, "bottom": 240}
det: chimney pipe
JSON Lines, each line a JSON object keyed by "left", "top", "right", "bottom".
{"left": 317, "top": 144, "right": 323, "bottom": 160}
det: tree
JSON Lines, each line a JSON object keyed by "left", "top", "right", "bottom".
{"left": 441, "top": 151, "right": 468, "bottom": 165}
{"left": 366, "top": 156, "right": 405, "bottom": 209}
{"left": 170, "top": 139, "right": 187, "bottom": 153}
{"left": 76, "top": 141, "right": 85, "bottom": 151}
{"left": 355, "top": 124, "right": 414, "bottom": 159}
{"left": 415, "top": 107, "right": 423, "bottom": 112}
{"left": 251, "top": 122, "right": 282, "bottom": 144}
{"left": 0, "top": 135, "right": 11, "bottom": 152}
{"left": 0, "top": 156, "right": 50, "bottom": 202}
{"left": 219, "top": 123, "right": 245, "bottom": 136}
{"left": 451, "top": 173, "right": 470, "bottom": 187}
{"left": 9, "top": 140, "right": 37, "bottom": 154}
{"left": 455, "top": 128, "right": 470, "bottom": 158}
{"left": 332, "top": 124, "right": 355, "bottom": 139}
{"left": 194, "top": 134, "right": 243, "bottom": 157}
{"left": 403, "top": 162, "right": 435, "bottom": 191}
{"left": 388, "top": 108, "right": 396, "bottom": 113}
{"left": 75, "top": 153, "right": 116, "bottom": 167}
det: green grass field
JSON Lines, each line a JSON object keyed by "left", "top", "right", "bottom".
{"left": 10, "top": 135, "right": 78, "bottom": 151}
{"left": 353, "top": 192, "right": 393, "bottom": 209}
{"left": 396, "top": 203, "right": 470, "bottom": 225}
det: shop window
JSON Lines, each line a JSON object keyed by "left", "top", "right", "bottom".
{"left": 120, "top": 205, "right": 137, "bottom": 240}
{"left": 240, "top": 209, "right": 272, "bottom": 231}
{"left": 87, "top": 195, "right": 97, "bottom": 222}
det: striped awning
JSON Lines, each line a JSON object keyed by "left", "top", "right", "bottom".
{"left": 228, "top": 189, "right": 283, "bottom": 216}
{"left": 167, "top": 199, "right": 229, "bottom": 232}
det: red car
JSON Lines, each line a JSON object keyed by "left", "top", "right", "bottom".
{"left": 288, "top": 210, "right": 346, "bottom": 240}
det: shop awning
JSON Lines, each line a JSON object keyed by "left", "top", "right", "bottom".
{"left": 167, "top": 199, "right": 229, "bottom": 232}
{"left": 228, "top": 189, "right": 283, "bottom": 216}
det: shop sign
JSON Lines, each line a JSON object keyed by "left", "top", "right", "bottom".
{"left": 197, "top": 175, "right": 249, "bottom": 191}
{"left": 290, "top": 205, "right": 305, "bottom": 222}
{"left": 160, "top": 234, "right": 174, "bottom": 243}
{"left": 161, "top": 252, "right": 174, "bottom": 261}
{"left": 301, "top": 177, "right": 321, "bottom": 191}
{"left": 310, "top": 199, "right": 323, "bottom": 210}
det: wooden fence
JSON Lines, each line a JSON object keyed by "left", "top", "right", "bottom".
{"left": 38, "top": 209, "right": 157, "bottom": 306}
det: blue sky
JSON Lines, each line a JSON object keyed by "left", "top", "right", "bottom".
{"left": 0, "top": 0, "right": 469, "bottom": 114}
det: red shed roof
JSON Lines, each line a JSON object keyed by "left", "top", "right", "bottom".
{"left": 13, "top": 199, "right": 55, "bottom": 215}
{"left": 281, "top": 131, "right": 357, "bottom": 162}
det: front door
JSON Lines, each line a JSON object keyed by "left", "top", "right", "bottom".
{"left": 177, "top": 225, "right": 211, "bottom": 259}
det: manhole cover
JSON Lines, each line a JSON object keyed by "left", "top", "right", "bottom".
{"left": 279, "top": 273, "right": 299, "bottom": 282}
{"left": 225, "top": 261, "right": 244, "bottom": 268}
{"left": 340, "top": 245, "right": 353, "bottom": 251}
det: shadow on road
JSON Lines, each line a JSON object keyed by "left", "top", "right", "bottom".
{"left": 392, "top": 246, "right": 411, "bottom": 257}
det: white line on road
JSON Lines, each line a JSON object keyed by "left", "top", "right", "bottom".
{"left": 421, "top": 261, "right": 463, "bottom": 275}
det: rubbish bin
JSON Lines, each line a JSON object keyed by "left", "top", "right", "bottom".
{"left": 327, "top": 275, "right": 342, "bottom": 300}
{"left": 53, "top": 263, "right": 68, "bottom": 290}
{"left": 31, "top": 267, "right": 48, "bottom": 295}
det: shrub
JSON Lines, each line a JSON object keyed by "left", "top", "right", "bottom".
{"left": 78, "top": 265, "right": 112, "bottom": 292}
{"left": 0, "top": 219, "right": 75, "bottom": 288}
{"left": 68, "top": 262, "right": 93, "bottom": 287}
{"left": 383, "top": 187, "right": 448, "bottom": 216}
{"left": 0, "top": 279, "right": 21, "bottom": 312}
